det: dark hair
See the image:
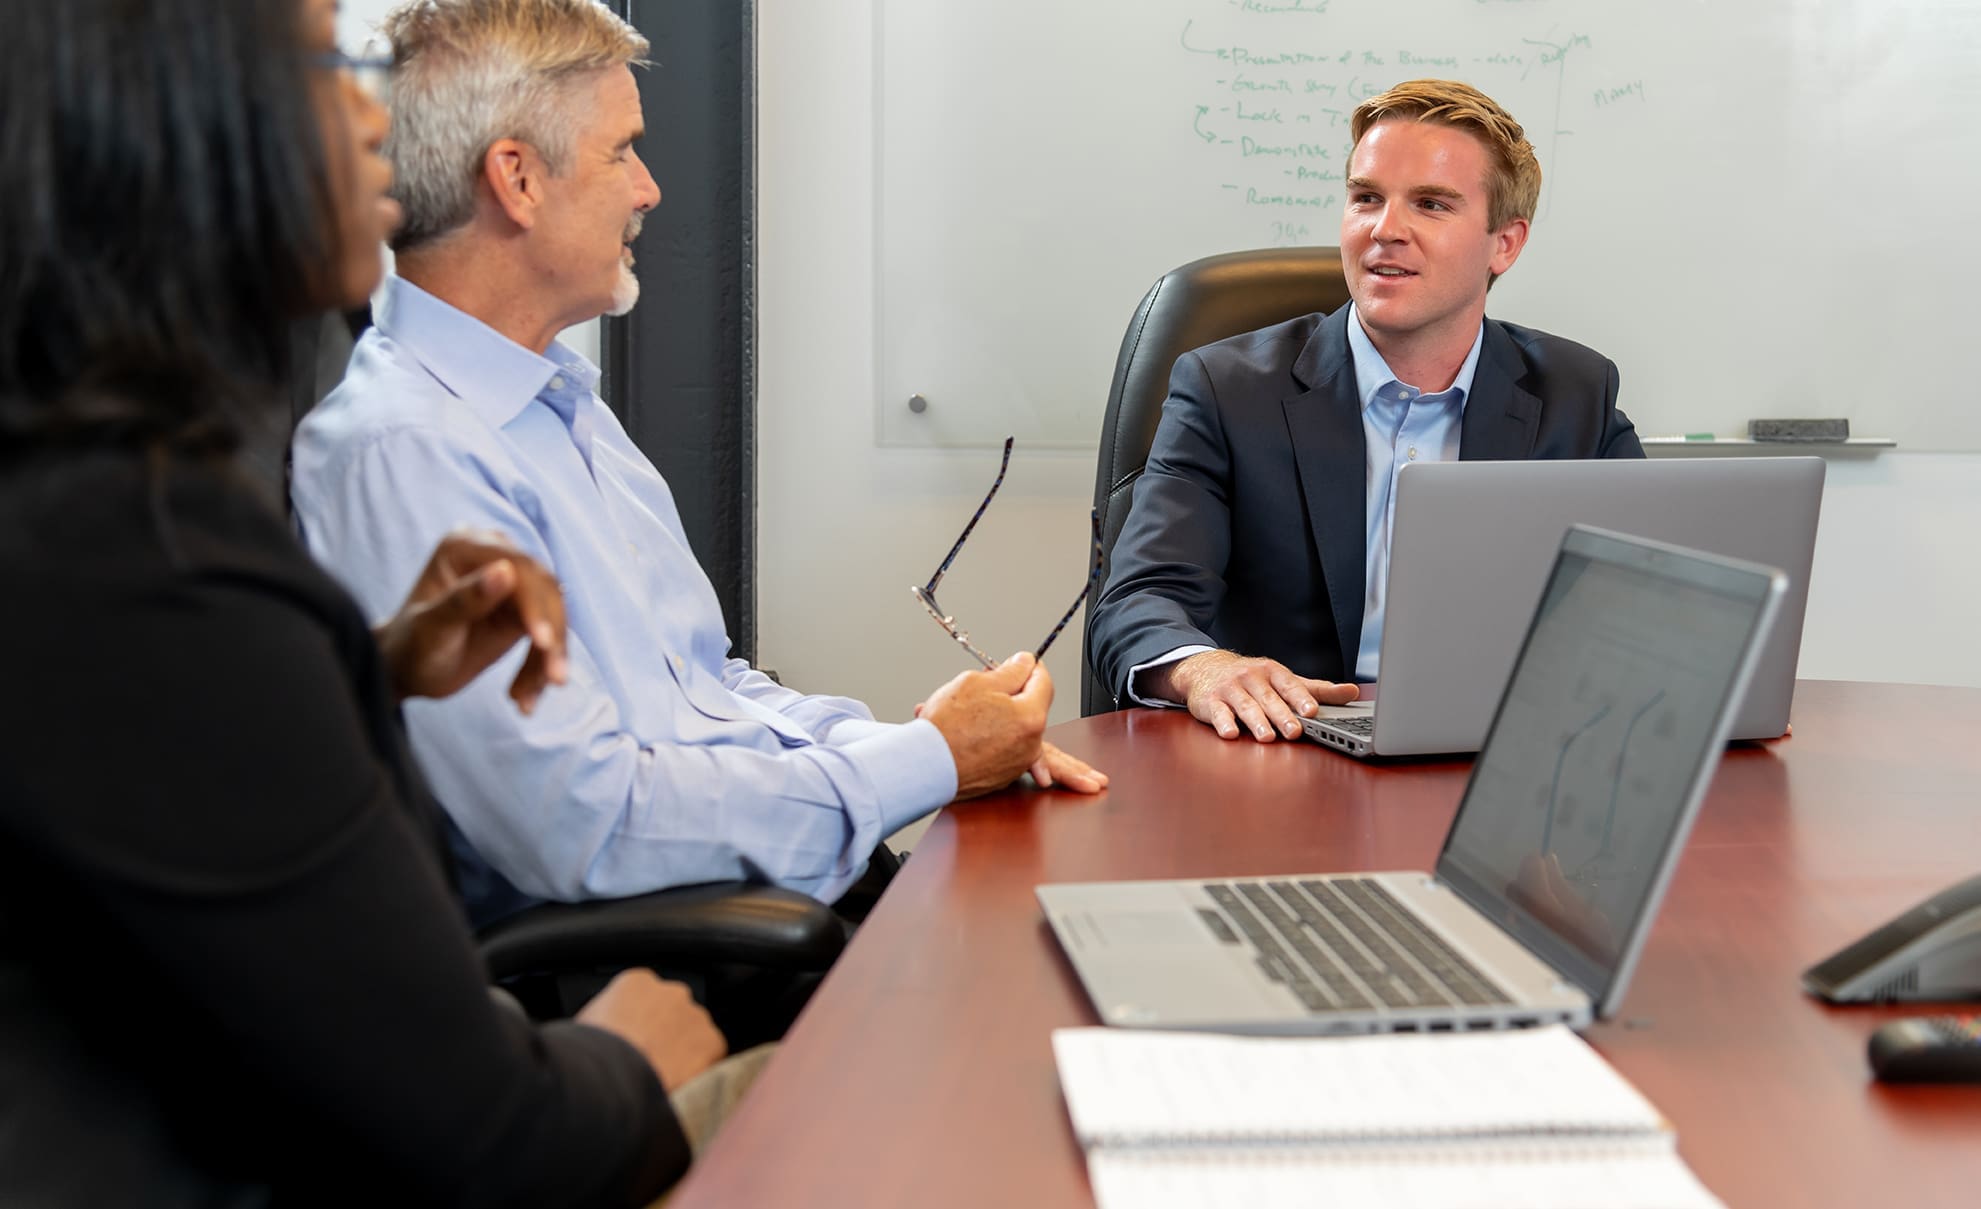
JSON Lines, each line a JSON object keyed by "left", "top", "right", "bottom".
{"left": 0, "top": 0, "right": 340, "bottom": 456}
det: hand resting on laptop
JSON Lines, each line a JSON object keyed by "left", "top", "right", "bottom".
{"left": 1151, "top": 650, "right": 1359, "bottom": 743}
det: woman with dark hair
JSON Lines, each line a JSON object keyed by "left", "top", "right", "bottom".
{"left": 0, "top": 1, "right": 725, "bottom": 1204}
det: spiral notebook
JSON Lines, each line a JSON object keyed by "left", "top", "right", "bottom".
{"left": 1052, "top": 1025, "right": 1724, "bottom": 1209}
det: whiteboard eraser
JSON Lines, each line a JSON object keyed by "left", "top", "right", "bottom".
{"left": 1748, "top": 418, "right": 1848, "bottom": 442}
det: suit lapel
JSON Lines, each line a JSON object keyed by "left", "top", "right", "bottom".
{"left": 1285, "top": 308, "right": 1366, "bottom": 676}
{"left": 1459, "top": 320, "right": 1542, "bottom": 461}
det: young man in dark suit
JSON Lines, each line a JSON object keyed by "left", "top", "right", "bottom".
{"left": 1088, "top": 78, "right": 1642, "bottom": 742}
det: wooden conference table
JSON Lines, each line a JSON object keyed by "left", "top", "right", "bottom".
{"left": 670, "top": 681, "right": 1981, "bottom": 1208}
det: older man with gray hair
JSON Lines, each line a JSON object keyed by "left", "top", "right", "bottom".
{"left": 293, "top": 0, "right": 1104, "bottom": 944}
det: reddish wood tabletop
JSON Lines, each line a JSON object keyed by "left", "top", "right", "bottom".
{"left": 669, "top": 681, "right": 1981, "bottom": 1208}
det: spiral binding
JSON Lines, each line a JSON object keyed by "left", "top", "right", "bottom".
{"left": 1093, "top": 1133, "right": 1675, "bottom": 1165}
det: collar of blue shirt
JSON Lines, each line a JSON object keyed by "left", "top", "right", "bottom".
{"left": 375, "top": 276, "right": 600, "bottom": 432}
{"left": 1343, "top": 301, "right": 1486, "bottom": 411}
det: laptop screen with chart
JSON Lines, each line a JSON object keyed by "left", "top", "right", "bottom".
{"left": 1039, "top": 527, "right": 1786, "bottom": 1033}
{"left": 1432, "top": 527, "right": 1788, "bottom": 1013}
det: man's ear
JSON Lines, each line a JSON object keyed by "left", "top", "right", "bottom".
{"left": 1488, "top": 215, "right": 1530, "bottom": 278}
{"left": 482, "top": 138, "right": 545, "bottom": 230}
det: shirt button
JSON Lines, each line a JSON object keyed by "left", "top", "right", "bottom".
{"left": 549, "top": 375, "right": 566, "bottom": 390}
{"left": 672, "top": 655, "right": 684, "bottom": 670}
{"left": 1407, "top": 446, "right": 1418, "bottom": 460}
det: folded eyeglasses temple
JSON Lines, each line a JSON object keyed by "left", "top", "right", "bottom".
{"left": 921, "top": 437, "right": 1013, "bottom": 599}
{"left": 912, "top": 439, "right": 1100, "bottom": 669}
{"left": 1032, "top": 509, "right": 1103, "bottom": 662}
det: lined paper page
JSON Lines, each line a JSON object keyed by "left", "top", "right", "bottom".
{"left": 1052, "top": 1025, "right": 1665, "bottom": 1146}
{"left": 1087, "top": 1148, "right": 1726, "bottom": 1209}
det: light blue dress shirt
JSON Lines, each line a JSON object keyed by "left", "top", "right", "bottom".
{"left": 1346, "top": 304, "right": 1482, "bottom": 681}
{"left": 291, "top": 277, "right": 956, "bottom": 922}
{"left": 1128, "top": 303, "right": 1481, "bottom": 701}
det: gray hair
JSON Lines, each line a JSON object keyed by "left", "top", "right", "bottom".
{"left": 379, "top": 0, "right": 648, "bottom": 252}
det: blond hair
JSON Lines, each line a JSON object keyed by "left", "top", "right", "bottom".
{"left": 1350, "top": 79, "right": 1540, "bottom": 233}
{"left": 379, "top": 0, "right": 648, "bottom": 251}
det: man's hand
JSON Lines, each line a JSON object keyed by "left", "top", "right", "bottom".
{"left": 1155, "top": 650, "right": 1357, "bottom": 742}
{"left": 919, "top": 653, "right": 1053, "bottom": 799}
{"left": 372, "top": 529, "right": 569, "bottom": 712}
{"left": 575, "top": 969, "right": 727, "bottom": 1094}
{"left": 1027, "top": 741, "right": 1107, "bottom": 793}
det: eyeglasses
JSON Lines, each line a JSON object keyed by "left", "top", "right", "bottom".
{"left": 312, "top": 47, "right": 395, "bottom": 104}
{"left": 913, "top": 437, "right": 1104, "bottom": 670}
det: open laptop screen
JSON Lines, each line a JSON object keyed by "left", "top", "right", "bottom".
{"left": 1434, "top": 528, "right": 1781, "bottom": 1009}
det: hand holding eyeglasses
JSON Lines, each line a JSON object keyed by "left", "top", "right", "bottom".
{"left": 916, "top": 652, "right": 1054, "bottom": 800}
{"left": 914, "top": 670, "right": 1108, "bottom": 796}
{"left": 909, "top": 439, "right": 1109, "bottom": 796}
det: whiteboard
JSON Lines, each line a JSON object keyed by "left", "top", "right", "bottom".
{"left": 874, "top": 0, "right": 1981, "bottom": 450}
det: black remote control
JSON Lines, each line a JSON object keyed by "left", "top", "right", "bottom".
{"left": 1867, "top": 1015, "right": 1981, "bottom": 1083}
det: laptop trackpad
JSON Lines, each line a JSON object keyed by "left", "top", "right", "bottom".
{"left": 1083, "top": 910, "right": 1219, "bottom": 948}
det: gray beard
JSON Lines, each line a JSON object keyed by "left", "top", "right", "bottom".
{"left": 607, "top": 265, "right": 641, "bottom": 317}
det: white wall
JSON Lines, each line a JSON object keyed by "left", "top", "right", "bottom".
{"left": 754, "top": 0, "right": 1981, "bottom": 727}
{"left": 1796, "top": 455, "right": 1981, "bottom": 687}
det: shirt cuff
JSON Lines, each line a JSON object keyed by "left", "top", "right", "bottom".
{"left": 831, "top": 717, "right": 958, "bottom": 838}
{"left": 1126, "top": 645, "right": 1215, "bottom": 708}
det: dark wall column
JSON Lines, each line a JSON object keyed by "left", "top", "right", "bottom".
{"left": 602, "top": 0, "right": 756, "bottom": 661}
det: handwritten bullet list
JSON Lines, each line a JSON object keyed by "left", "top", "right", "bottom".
{"left": 1174, "top": 6, "right": 1637, "bottom": 245}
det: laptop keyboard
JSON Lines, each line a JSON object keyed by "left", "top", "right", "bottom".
{"left": 1317, "top": 714, "right": 1375, "bottom": 736}
{"left": 1202, "top": 878, "right": 1511, "bottom": 1014}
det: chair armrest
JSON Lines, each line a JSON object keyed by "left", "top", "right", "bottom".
{"left": 477, "top": 883, "right": 848, "bottom": 982}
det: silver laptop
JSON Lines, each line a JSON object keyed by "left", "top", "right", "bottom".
{"left": 1039, "top": 526, "right": 1786, "bottom": 1034}
{"left": 1303, "top": 456, "right": 1822, "bottom": 757}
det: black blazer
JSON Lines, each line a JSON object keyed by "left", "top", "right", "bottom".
{"left": 0, "top": 449, "right": 686, "bottom": 1207}
{"left": 1087, "top": 306, "right": 1643, "bottom": 704}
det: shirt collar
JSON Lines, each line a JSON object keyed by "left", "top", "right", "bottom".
{"left": 1344, "top": 302, "right": 1485, "bottom": 412}
{"left": 373, "top": 275, "right": 601, "bottom": 429}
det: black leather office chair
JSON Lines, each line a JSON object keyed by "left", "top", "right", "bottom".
{"left": 279, "top": 311, "right": 848, "bottom": 1018}
{"left": 1081, "top": 247, "right": 1353, "bottom": 716}
{"left": 476, "top": 882, "right": 845, "bottom": 985}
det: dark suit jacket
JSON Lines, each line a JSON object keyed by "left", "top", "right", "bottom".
{"left": 1087, "top": 306, "right": 1643, "bottom": 706}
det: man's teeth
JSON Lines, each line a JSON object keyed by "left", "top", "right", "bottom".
{"left": 1372, "top": 267, "right": 1410, "bottom": 276}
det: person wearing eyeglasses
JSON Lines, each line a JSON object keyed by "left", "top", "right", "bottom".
{"left": 1087, "top": 79, "right": 1642, "bottom": 744}
{"left": 0, "top": 0, "right": 755, "bottom": 1204}
{"left": 289, "top": 0, "right": 1105, "bottom": 960}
